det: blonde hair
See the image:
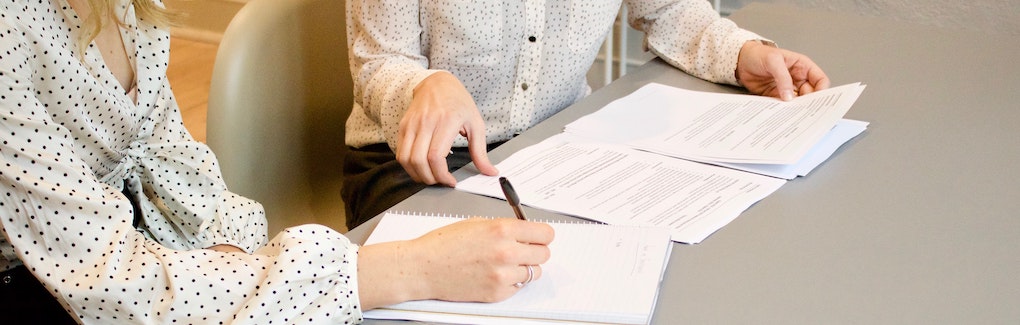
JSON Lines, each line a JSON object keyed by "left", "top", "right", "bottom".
{"left": 77, "top": 0, "right": 176, "bottom": 55}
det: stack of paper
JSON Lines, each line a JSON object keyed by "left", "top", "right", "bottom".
{"left": 457, "top": 133, "right": 786, "bottom": 243}
{"left": 457, "top": 83, "right": 867, "bottom": 243}
{"left": 563, "top": 82, "right": 868, "bottom": 179}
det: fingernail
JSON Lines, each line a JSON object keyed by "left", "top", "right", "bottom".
{"left": 781, "top": 90, "right": 795, "bottom": 101}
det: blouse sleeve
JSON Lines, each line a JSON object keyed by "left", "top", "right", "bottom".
{"left": 0, "top": 19, "right": 364, "bottom": 323}
{"left": 627, "top": 0, "right": 769, "bottom": 85}
{"left": 127, "top": 81, "right": 273, "bottom": 254}
{"left": 346, "top": 0, "right": 442, "bottom": 150}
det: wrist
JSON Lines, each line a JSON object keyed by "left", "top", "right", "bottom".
{"left": 206, "top": 244, "right": 245, "bottom": 253}
{"left": 413, "top": 70, "right": 456, "bottom": 94}
{"left": 735, "top": 39, "right": 777, "bottom": 85}
{"left": 357, "top": 241, "right": 430, "bottom": 309}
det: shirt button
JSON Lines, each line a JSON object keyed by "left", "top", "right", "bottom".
{"left": 2, "top": 275, "right": 12, "bottom": 284}
{"left": 528, "top": 36, "right": 537, "bottom": 42}
{"left": 521, "top": 83, "right": 529, "bottom": 91}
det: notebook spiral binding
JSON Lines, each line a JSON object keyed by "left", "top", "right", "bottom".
{"left": 385, "top": 210, "right": 602, "bottom": 225}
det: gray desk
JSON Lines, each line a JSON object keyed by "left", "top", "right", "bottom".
{"left": 347, "top": 3, "right": 1020, "bottom": 323}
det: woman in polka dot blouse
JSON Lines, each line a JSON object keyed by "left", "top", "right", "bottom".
{"left": 0, "top": 0, "right": 555, "bottom": 323}
{"left": 341, "top": 0, "right": 832, "bottom": 229}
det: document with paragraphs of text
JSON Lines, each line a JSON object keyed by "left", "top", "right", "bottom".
{"left": 564, "top": 82, "right": 867, "bottom": 166}
{"left": 456, "top": 133, "right": 787, "bottom": 244}
{"left": 362, "top": 212, "right": 674, "bottom": 325}
{"left": 456, "top": 83, "right": 866, "bottom": 243}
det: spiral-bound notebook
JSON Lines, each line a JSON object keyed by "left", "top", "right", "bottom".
{"left": 362, "top": 211, "right": 674, "bottom": 325}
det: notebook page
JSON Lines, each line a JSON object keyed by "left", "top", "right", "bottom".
{"left": 363, "top": 212, "right": 674, "bottom": 325}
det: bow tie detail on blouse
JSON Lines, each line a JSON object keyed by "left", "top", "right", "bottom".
{"left": 100, "top": 138, "right": 227, "bottom": 235}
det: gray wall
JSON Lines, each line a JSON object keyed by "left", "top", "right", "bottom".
{"left": 724, "top": 0, "right": 1020, "bottom": 36}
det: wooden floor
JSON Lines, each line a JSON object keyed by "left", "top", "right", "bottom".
{"left": 167, "top": 37, "right": 218, "bottom": 143}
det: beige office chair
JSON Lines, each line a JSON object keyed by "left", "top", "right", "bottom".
{"left": 207, "top": 0, "right": 352, "bottom": 234}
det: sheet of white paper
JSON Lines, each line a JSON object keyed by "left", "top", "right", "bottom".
{"left": 456, "top": 133, "right": 787, "bottom": 243}
{"left": 363, "top": 213, "right": 673, "bottom": 325}
{"left": 364, "top": 308, "right": 592, "bottom": 325}
{"left": 706, "top": 119, "right": 869, "bottom": 179}
{"left": 564, "top": 82, "right": 866, "bottom": 164}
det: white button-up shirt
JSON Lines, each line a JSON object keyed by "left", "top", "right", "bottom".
{"left": 346, "top": 0, "right": 766, "bottom": 150}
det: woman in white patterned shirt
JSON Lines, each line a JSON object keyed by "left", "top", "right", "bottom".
{"left": 0, "top": 0, "right": 554, "bottom": 323}
{"left": 342, "top": 0, "right": 833, "bottom": 228}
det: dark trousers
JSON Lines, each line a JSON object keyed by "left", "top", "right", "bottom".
{"left": 0, "top": 265, "right": 78, "bottom": 324}
{"left": 341, "top": 142, "right": 504, "bottom": 229}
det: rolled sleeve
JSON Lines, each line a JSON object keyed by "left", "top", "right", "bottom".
{"left": 629, "top": 0, "right": 769, "bottom": 85}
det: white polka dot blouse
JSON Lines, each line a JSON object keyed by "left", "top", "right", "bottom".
{"left": 1, "top": 0, "right": 362, "bottom": 323}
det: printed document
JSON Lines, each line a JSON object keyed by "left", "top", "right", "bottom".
{"left": 456, "top": 133, "right": 787, "bottom": 244}
{"left": 564, "top": 82, "right": 866, "bottom": 164}
{"left": 457, "top": 83, "right": 867, "bottom": 243}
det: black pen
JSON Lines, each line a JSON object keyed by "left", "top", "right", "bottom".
{"left": 499, "top": 177, "right": 528, "bottom": 221}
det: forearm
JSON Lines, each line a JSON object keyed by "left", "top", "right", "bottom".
{"left": 348, "top": 0, "right": 439, "bottom": 144}
{"left": 355, "top": 218, "right": 556, "bottom": 309}
{"left": 629, "top": 0, "right": 766, "bottom": 85}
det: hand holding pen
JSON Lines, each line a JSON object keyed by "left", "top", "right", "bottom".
{"left": 498, "top": 176, "right": 540, "bottom": 289}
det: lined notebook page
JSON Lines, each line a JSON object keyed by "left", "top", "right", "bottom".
{"left": 362, "top": 212, "right": 674, "bottom": 325}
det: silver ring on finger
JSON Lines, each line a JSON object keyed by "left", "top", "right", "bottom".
{"left": 510, "top": 266, "right": 534, "bottom": 289}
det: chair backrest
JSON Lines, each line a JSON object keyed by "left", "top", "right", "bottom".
{"left": 207, "top": 0, "right": 352, "bottom": 234}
